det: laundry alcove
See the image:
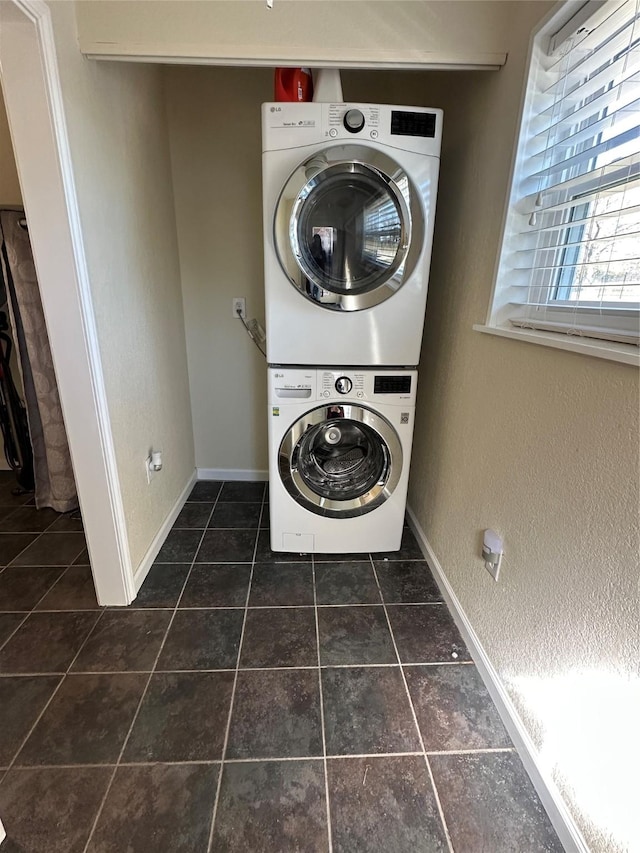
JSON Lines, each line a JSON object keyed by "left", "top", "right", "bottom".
{"left": 1, "top": 1, "right": 510, "bottom": 595}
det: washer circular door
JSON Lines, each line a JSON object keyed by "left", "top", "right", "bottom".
{"left": 278, "top": 404, "right": 403, "bottom": 517}
{"left": 274, "top": 144, "right": 425, "bottom": 311}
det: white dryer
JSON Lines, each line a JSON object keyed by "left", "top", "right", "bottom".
{"left": 268, "top": 367, "right": 417, "bottom": 554}
{"left": 262, "top": 102, "right": 442, "bottom": 367}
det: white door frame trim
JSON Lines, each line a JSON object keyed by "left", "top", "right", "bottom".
{"left": 0, "top": 0, "right": 133, "bottom": 605}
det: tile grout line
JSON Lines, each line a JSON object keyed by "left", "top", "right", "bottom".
{"left": 0, "top": 660, "right": 476, "bottom": 678}
{"left": 8, "top": 747, "right": 516, "bottom": 773}
{"left": 368, "top": 555, "right": 455, "bottom": 853}
{"left": 81, "top": 484, "right": 223, "bottom": 853}
{"left": 205, "top": 482, "right": 265, "bottom": 853}
{"left": 0, "top": 604, "right": 106, "bottom": 788}
{"left": 136, "top": 558, "right": 426, "bottom": 565}
{"left": 1, "top": 601, "right": 446, "bottom": 613}
{"left": 87, "top": 602, "right": 446, "bottom": 611}
{"left": 312, "top": 553, "right": 333, "bottom": 853}
{"left": 425, "top": 747, "right": 516, "bottom": 756}
{"left": 2, "top": 607, "right": 108, "bottom": 616}
{"left": 1, "top": 562, "right": 88, "bottom": 568}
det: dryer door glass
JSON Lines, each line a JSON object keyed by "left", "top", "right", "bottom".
{"left": 278, "top": 404, "right": 403, "bottom": 518}
{"left": 274, "top": 145, "right": 424, "bottom": 312}
{"left": 294, "top": 165, "right": 406, "bottom": 295}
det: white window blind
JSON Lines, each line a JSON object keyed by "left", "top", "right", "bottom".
{"left": 492, "top": 0, "right": 640, "bottom": 348}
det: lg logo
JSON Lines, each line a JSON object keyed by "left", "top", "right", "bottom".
{"left": 270, "top": 106, "right": 282, "bottom": 113}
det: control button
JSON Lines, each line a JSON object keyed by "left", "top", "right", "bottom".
{"left": 322, "top": 390, "right": 330, "bottom": 398}
{"left": 335, "top": 376, "right": 353, "bottom": 395}
{"left": 329, "top": 128, "right": 338, "bottom": 138}
{"left": 357, "top": 390, "right": 364, "bottom": 398}
{"left": 370, "top": 129, "right": 378, "bottom": 139}
{"left": 343, "top": 109, "right": 365, "bottom": 134}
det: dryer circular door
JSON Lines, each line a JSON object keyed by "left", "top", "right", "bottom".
{"left": 274, "top": 144, "right": 425, "bottom": 311}
{"left": 278, "top": 403, "right": 403, "bottom": 517}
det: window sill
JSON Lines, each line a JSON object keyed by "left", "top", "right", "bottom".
{"left": 473, "top": 324, "right": 640, "bottom": 367}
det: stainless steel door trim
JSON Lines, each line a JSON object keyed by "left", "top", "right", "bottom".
{"left": 278, "top": 404, "right": 403, "bottom": 518}
{"left": 273, "top": 144, "right": 425, "bottom": 312}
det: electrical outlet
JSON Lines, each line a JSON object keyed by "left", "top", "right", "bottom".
{"left": 232, "top": 297, "right": 246, "bottom": 319}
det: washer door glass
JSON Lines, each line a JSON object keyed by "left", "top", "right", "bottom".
{"left": 274, "top": 145, "right": 424, "bottom": 312}
{"left": 278, "top": 404, "right": 403, "bottom": 518}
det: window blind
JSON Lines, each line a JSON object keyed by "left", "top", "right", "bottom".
{"left": 509, "top": 0, "right": 640, "bottom": 345}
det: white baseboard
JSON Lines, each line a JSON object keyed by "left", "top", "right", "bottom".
{"left": 405, "top": 504, "right": 589, "bottom": 853}
{"left": 196, "top": 467, "right": 268, "bottom": 482}
{"left": 132, "top": 469, "right": 198, "bottom": 594}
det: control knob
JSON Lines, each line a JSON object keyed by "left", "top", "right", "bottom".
{"left": 343, "top": 109, "right": 365, "bottom": 134}
{"left": 335, "top": 376, "right": 353, "bottom": 395}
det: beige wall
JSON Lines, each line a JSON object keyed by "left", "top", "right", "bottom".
{"left": 77, "top": 1, "right": 507, "bottom": 68}
{"left": 49, "top": 4, "right": 194, "bottom": 570}
{"left": 164, "top": 66, "right": 271, "bottom": 474}
{"left": 347, "top": 9, "right": 640, "bottom": 853}
{"left": 0, "top": 87, "right": 22, "bottom": 205}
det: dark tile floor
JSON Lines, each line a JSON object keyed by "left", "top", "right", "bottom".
{"left": 0, "top": 476, "right": 563, "bottom": 852}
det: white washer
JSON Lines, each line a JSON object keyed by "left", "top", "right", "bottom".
{"left": 262, "top": 102, "right": 442, "bottom": 367}
{"left": 268, "top": 367, "right": 417, "bottom": 553}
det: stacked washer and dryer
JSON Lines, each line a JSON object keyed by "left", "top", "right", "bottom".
{"left": 262, "top": 99, "right": 442, "bottom": 553}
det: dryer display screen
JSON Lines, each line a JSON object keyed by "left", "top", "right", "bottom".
{"left": 391, "top": 111, "right": 436, "bottom": 138}
{"left": 374, "top": 376, "right": 412, "bottom": 394}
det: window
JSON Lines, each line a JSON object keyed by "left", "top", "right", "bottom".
{"left": 482, "top": 0, "right": 640, "bottom": 360}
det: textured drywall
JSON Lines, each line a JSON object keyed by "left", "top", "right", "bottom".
{"left": 164, "top": 66, "right": 271, "bottom": 473}
{"left": 347, "top": 7, "right": 640, "bottom": 852}
{"left": 77, "top": 1, "right": 508, "bottom": 67}
{"left": 0, "top": 87, "right": 22, "bottom": 205}
{"left": 48, "top": 3, "right": 194, "bottom": 570}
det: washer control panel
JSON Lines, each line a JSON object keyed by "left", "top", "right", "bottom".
{"left": 319, "top": 370, "right": 417, "bottom": 404}
{"left": 269, "top": 369, "right": 417, "bottom": 405}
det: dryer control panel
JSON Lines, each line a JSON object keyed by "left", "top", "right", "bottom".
{"left": 262, "top": 102, "right": 442, "bottom": 157}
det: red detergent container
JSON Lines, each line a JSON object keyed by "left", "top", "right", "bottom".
{"left": 274, "top": 67, "right": 313, "bottom": 102}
